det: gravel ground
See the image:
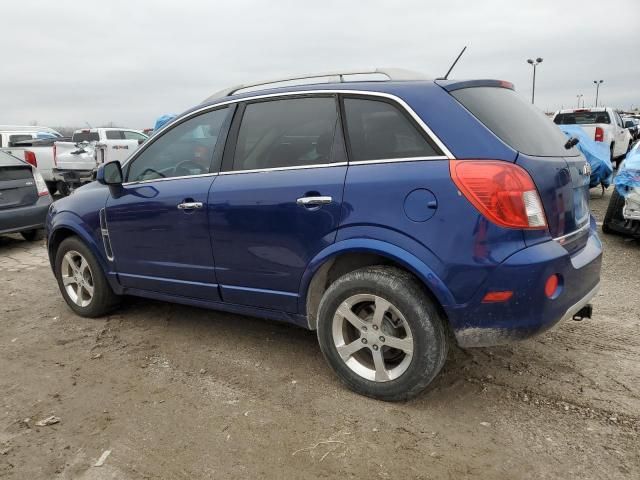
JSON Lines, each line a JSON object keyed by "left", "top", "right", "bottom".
{"left": 0, "top": 188, "right": 638, "bottom": 479}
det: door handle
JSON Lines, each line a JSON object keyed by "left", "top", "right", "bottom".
{"left": 177, "top": 202, "right": 203, "bottom": 210}
{"left": 296, "top": 196, "right": 333, "bottom": 207}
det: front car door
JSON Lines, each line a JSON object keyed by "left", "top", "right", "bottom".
{"left": 105, "top": 106, "right": 232, "bottom": 300}
{"left": 209, "top": 95, "right": 347, "bottom": 312}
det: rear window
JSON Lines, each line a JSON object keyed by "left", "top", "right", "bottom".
{"left": 553, "top": 111, "right": 611, "bottom": 125}
{"left": 0, "top": 166, "right": 33, "bottom": 181}
{"left": 72, "top": 131, "right": 100, "bottom": 142}
{"left": 451, "top": 87, "right": 578, "bottom": 157}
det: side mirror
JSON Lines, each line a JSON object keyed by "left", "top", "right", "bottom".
{"left": 96, "top": 161, "right": 123, "bottom": 185}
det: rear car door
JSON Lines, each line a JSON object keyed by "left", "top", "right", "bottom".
{"left": 209, "top": 95, "right": 347, "bottom": 312}
{"left": 105, "top": 107, "right": 232, "bottom": 300}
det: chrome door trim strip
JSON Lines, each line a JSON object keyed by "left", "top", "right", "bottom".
{"left": 123, "top": 89, "right": 456, "bottom": 174}
{"left": 122, "top": 172, "right": 218, "bottom": 187}
{"left": 218, "top": 162, "right": 347, "bottom": 176}
{"left": 349, "top": 156, "right": 449, "bottom": 166}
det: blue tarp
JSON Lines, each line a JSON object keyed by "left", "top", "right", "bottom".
{"left": 559, "top": 125, "right": 613, "bottom": 188}
{"left": 614, "top": 145, "right": 640, "bottom": 198}
{"left": 153, "top": 114, "right": 177, "bottom": 131}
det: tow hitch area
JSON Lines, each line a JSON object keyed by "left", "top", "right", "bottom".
{"left": 572, "top": 304, "right": 593, "bottom": 321}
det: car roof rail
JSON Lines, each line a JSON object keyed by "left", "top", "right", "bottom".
{"left": 202, "top": 68, "right": 429, "bottom": 103}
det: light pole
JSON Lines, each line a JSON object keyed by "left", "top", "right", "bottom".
{"left": 593, "top": 80, "right": 604, "bottom": 107}
{"left": 527, "top": 57, "right": 543, "bottom": 104}
{"left": 577, "top": 94, "right": 584, "bottom": 108}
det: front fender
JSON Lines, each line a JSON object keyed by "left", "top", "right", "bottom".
{"left": 297, "top": 238, "right": 456, "bottom": 315}
{"left": 47, "top": 211, "right": 122, "bottom": 294}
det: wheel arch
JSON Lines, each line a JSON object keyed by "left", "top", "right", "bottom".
{"left": 299, "top": 239, "right": 455, "bottom": 330}
{"left": 47, "top": 214, "right": 119, "bottom": 292}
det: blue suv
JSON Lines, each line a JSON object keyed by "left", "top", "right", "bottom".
{"left": 46, "top": 69, "right": 602, "bottom": 401}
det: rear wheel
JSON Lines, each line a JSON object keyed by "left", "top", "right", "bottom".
{"left": 45, "top": 181, "right": 58, "bottom": 195}
{"left": 21, "top": 229, "right": 44, "bottom": 242}
{"left": 602, "top": 188, "right": 626, "bottom": 234}
{"left": 54, "top": 236, "right": 120, "bottom": 317}
{"left": 316, "top": 266, "right": 448, "bottom": 401}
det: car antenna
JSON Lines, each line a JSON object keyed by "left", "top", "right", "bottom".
{"left": 441, "top": 46, "right": 468, "bottom": 80}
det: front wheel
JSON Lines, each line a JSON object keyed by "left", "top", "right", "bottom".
{"left": 54, "top": 236, "right": 120, "bottom": 317}
{"left": 317, "top": 266, "right": 448, "bottom": 401}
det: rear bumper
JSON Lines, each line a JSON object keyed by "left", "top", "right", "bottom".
{"left": 0, "top": 196, "right": 51, "bottom": 235}
{"left": 53, "top": 169, "right": 95, "bottom": 185}
{"left": 446, "top": 218, "right": 603, "bottom": 348}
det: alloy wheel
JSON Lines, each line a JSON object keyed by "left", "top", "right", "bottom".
{"left": 60, "top": 250, "right": 95, "bottom": 307}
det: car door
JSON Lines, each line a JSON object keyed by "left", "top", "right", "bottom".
{"left": 209, "top": 95, "right": 347, "bottom": 312}
{"left": 105, "top": 106, "right": 232, "bottom": 300}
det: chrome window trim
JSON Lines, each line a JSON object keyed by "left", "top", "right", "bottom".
{"left": 123, "top": 89, "right": 455, "bottom": 173}
{"left": 122, "top": 172, "right": 218, "bottom": 187}
{"left": 349, "top": 156, "right": 448, "bottom": 166}
{"left": 219, "top": 162, "right": 348, "bottom": 176}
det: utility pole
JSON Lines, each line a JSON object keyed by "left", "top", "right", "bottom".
{"left": 593, "top": 80, "right": 604, "bottom": 107}
{"left": 527, "top": 57, "right": 543, "bottom": 104}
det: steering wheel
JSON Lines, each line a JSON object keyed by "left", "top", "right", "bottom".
{"left": 138, "top": 168, "right": 166, "bottom": 180}
{"left": 174, "top": 160, "right": 208, "bottom": 177}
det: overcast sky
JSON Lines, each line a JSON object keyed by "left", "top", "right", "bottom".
{"left": 1, "top": 0, "right": 638, "bottom": 128}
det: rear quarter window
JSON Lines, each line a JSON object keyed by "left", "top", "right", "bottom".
{"left": 451, "top": 87, "right": 578, "bottom": 157}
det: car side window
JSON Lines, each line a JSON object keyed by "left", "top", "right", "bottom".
{"left": 343, "top": 98, "right": 439, "bottom": 161}
{"left": 233, "top": 96, "right": 338, "bottom": 171}
{"left": 123, "top": 131, "right": 147, "bottom": 141}
{"left": 127, "top": 107, "right": 229, "bottom": 182}
{"left": 105, "top": 130, "right": 125, "bottom": 140}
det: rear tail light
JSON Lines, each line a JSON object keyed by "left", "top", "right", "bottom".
{"left": 24, "top": 150, "right": 37, "bottom": 168}
{"left": 32, "top": 169, "right": 49, "bottom": 196}
{"left": 594, "top": 127, "right": 604, "bottom": 142}
{"left": 450, "top": 160, "right": 547, "bottom": 230}
{"left": 53, "top": 144, "right": 57, "bottom": 166}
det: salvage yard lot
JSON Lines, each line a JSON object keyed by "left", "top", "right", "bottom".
{"left": 1, "top": 190, "right": 639, "bottom": 479}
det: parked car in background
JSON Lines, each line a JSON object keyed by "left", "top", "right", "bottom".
{"left": 0, "top": 125, "right": 62, "bottom": 144}
{"left": 53, "top": 128, "right": 148, "bottom": 194}
{"left": 47, "top": 69, "right": 602, "bottom": 401}
{"left": 603, "top": 142, "right": 640, "bottom": 237}
{"left": 1, "top": 136, "right": 71, "bottom": 195}
{"left": 622, "top": 116, "right": 640, "bottom": 141}
{"left": 0, "top": 150, "right": 52, "bottom": 241}
{"left": 553, "top": 108, "right": 633, "bottom": 167}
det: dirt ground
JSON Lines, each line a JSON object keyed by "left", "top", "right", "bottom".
{"left": 1, "top": 188, "right": 639, "bottom": 480}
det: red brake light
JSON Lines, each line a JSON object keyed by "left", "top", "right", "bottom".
{"left": 450, "top": 160, "right": 547, "bottom": 230}
{"left": 594, "top": 127, "right": 604, "bottom": 142}
{"left": 24, "top": 150, "right": 37, "bottom": 168}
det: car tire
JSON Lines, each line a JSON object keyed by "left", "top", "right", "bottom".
{"left": 602, "top": 188, "right": 625, "bottom": 234}
{"left": 54, "top": 236, "right": 120, "bottom": 317}
{"left": 21, "top": 229, "right": 44, "bottom": 242}
{"left": 316, "top": 266, "right": 448, "bottom": 401}
{"left": 45, "top": 181, "right": 58, "bottom": 196}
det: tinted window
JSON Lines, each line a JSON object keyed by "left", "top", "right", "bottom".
{"left": 0, "top": 166, "right": 33, "bottom": 181}
{"left": 123, "top": 131, "right": 147, "bottom": 141}
{"left": 452, "top": 87, "right": 578, "bottom": 157}
{"left": 72, "top": 131, "right": 100, "bottom": 142}
{"left": 9, "top": 134, "right": 33, "bottom": 145}
{"left": 105, "top": 130, "right": 124, "bottom": 140}
{"left": 233, "top": 97, "right": 338, "bottom": 171}
{"left": 554, "top": 111, "right": 611, "bottom": 125}
{"left": 127, "top": 107, "right": 228, "bottom": 182}
{"left": 343, "top": 98, "right": 439, "bottom": 161}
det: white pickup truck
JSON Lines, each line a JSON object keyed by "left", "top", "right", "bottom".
{"left": 553, "top": 108, "right": 633, "bottom": 167}
{"left": 53, "top": 128, "right": 147, "bottom": 194}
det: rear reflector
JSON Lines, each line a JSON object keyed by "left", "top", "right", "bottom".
{"left": 544, "top": 274, "right": 560, "bottom": 298}
{"left": 482, "top": 291, "right": 513, "bottom": 303}
{"left": 450, "top": 160, "right": 547, "bottom": 230}
{"left": 24, "top": 150, "right": 37, "bottom": 168}
{"left": 594, "top": 127, "right": 604, "bottom": 142}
